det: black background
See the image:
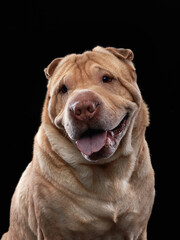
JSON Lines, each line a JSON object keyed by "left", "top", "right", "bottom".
{"left": 1, "top": 2, "right": 179, "bottom": 239}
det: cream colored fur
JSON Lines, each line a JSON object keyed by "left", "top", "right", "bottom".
{"left": 2, "top": 46, "right": 155, "bottom": 240}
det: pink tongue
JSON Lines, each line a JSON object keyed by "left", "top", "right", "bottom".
{"left": 76, "top": 130, "right": 107, "bottom": 156}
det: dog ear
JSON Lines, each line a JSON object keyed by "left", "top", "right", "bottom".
{"left": 105, "top": 47, "right": 134, "bottom": 61}
{"left": 44, "top": 58, "right": 62, "bottom": 79}
{"left": 93, "top": 46, "right": 134, "bottom": 64}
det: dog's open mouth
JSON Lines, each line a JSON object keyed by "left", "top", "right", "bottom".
{"left": 76, "top": 113, "right": 129, "bottom": 160}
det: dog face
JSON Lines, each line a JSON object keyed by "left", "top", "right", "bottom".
{"left": 44, "top": 46, "right": 143, "bottom": 162}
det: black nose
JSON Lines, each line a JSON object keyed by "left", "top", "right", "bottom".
{"left": 70, "top": 100, "right": 99, "bottom": 121}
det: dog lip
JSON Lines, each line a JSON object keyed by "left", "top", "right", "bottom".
{"left": 76, "top": 112, "right": 129, "bottom": 140}
{"left": 109, "top": 112, "right": 129, "bottom": 134}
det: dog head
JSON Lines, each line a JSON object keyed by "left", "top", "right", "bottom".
{"left": 43, "top": 46, "right": 148, "bottom": 163}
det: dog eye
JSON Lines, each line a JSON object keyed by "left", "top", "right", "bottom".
{"left": 60, "top": 84, "right": 68, "bottom": 94}
{"left": 102, "top": 75, "right": 113, "bottom": 83}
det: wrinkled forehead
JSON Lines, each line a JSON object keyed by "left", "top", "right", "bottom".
{"left": 62, "top": 52, "right": 119, "bottom": 73}
{"left": 48, "top": 51, "right": 141, "bottom": 106}
{"left": 49, "top": 51, "right": 130, "bottom": 87}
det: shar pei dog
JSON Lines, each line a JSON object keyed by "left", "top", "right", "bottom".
{"left": 2, "top": 46, "right": 155, "bottom": 240}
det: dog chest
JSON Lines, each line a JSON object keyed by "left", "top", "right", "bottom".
{"left": 52, "top": 192, "right": 143, "bottom": 240}
{"left": 61, "top": 199, "right": 144, "bottom": 240}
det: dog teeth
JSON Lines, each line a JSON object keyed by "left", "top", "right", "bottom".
{"left": 108, "top": 131, "right": 114, "bottom": 137}
{"left": 111, "top": 131, "right": 114, "bottom": 137}
{"left": 105, "top": 138, "right": 111, "bottom": 147}
{"left": 105, "top": 134, "right": 114, "bottom": 147}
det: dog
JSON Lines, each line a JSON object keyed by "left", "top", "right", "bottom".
{"left": 2, "top": 46, "right": 155, "bottom": 240}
